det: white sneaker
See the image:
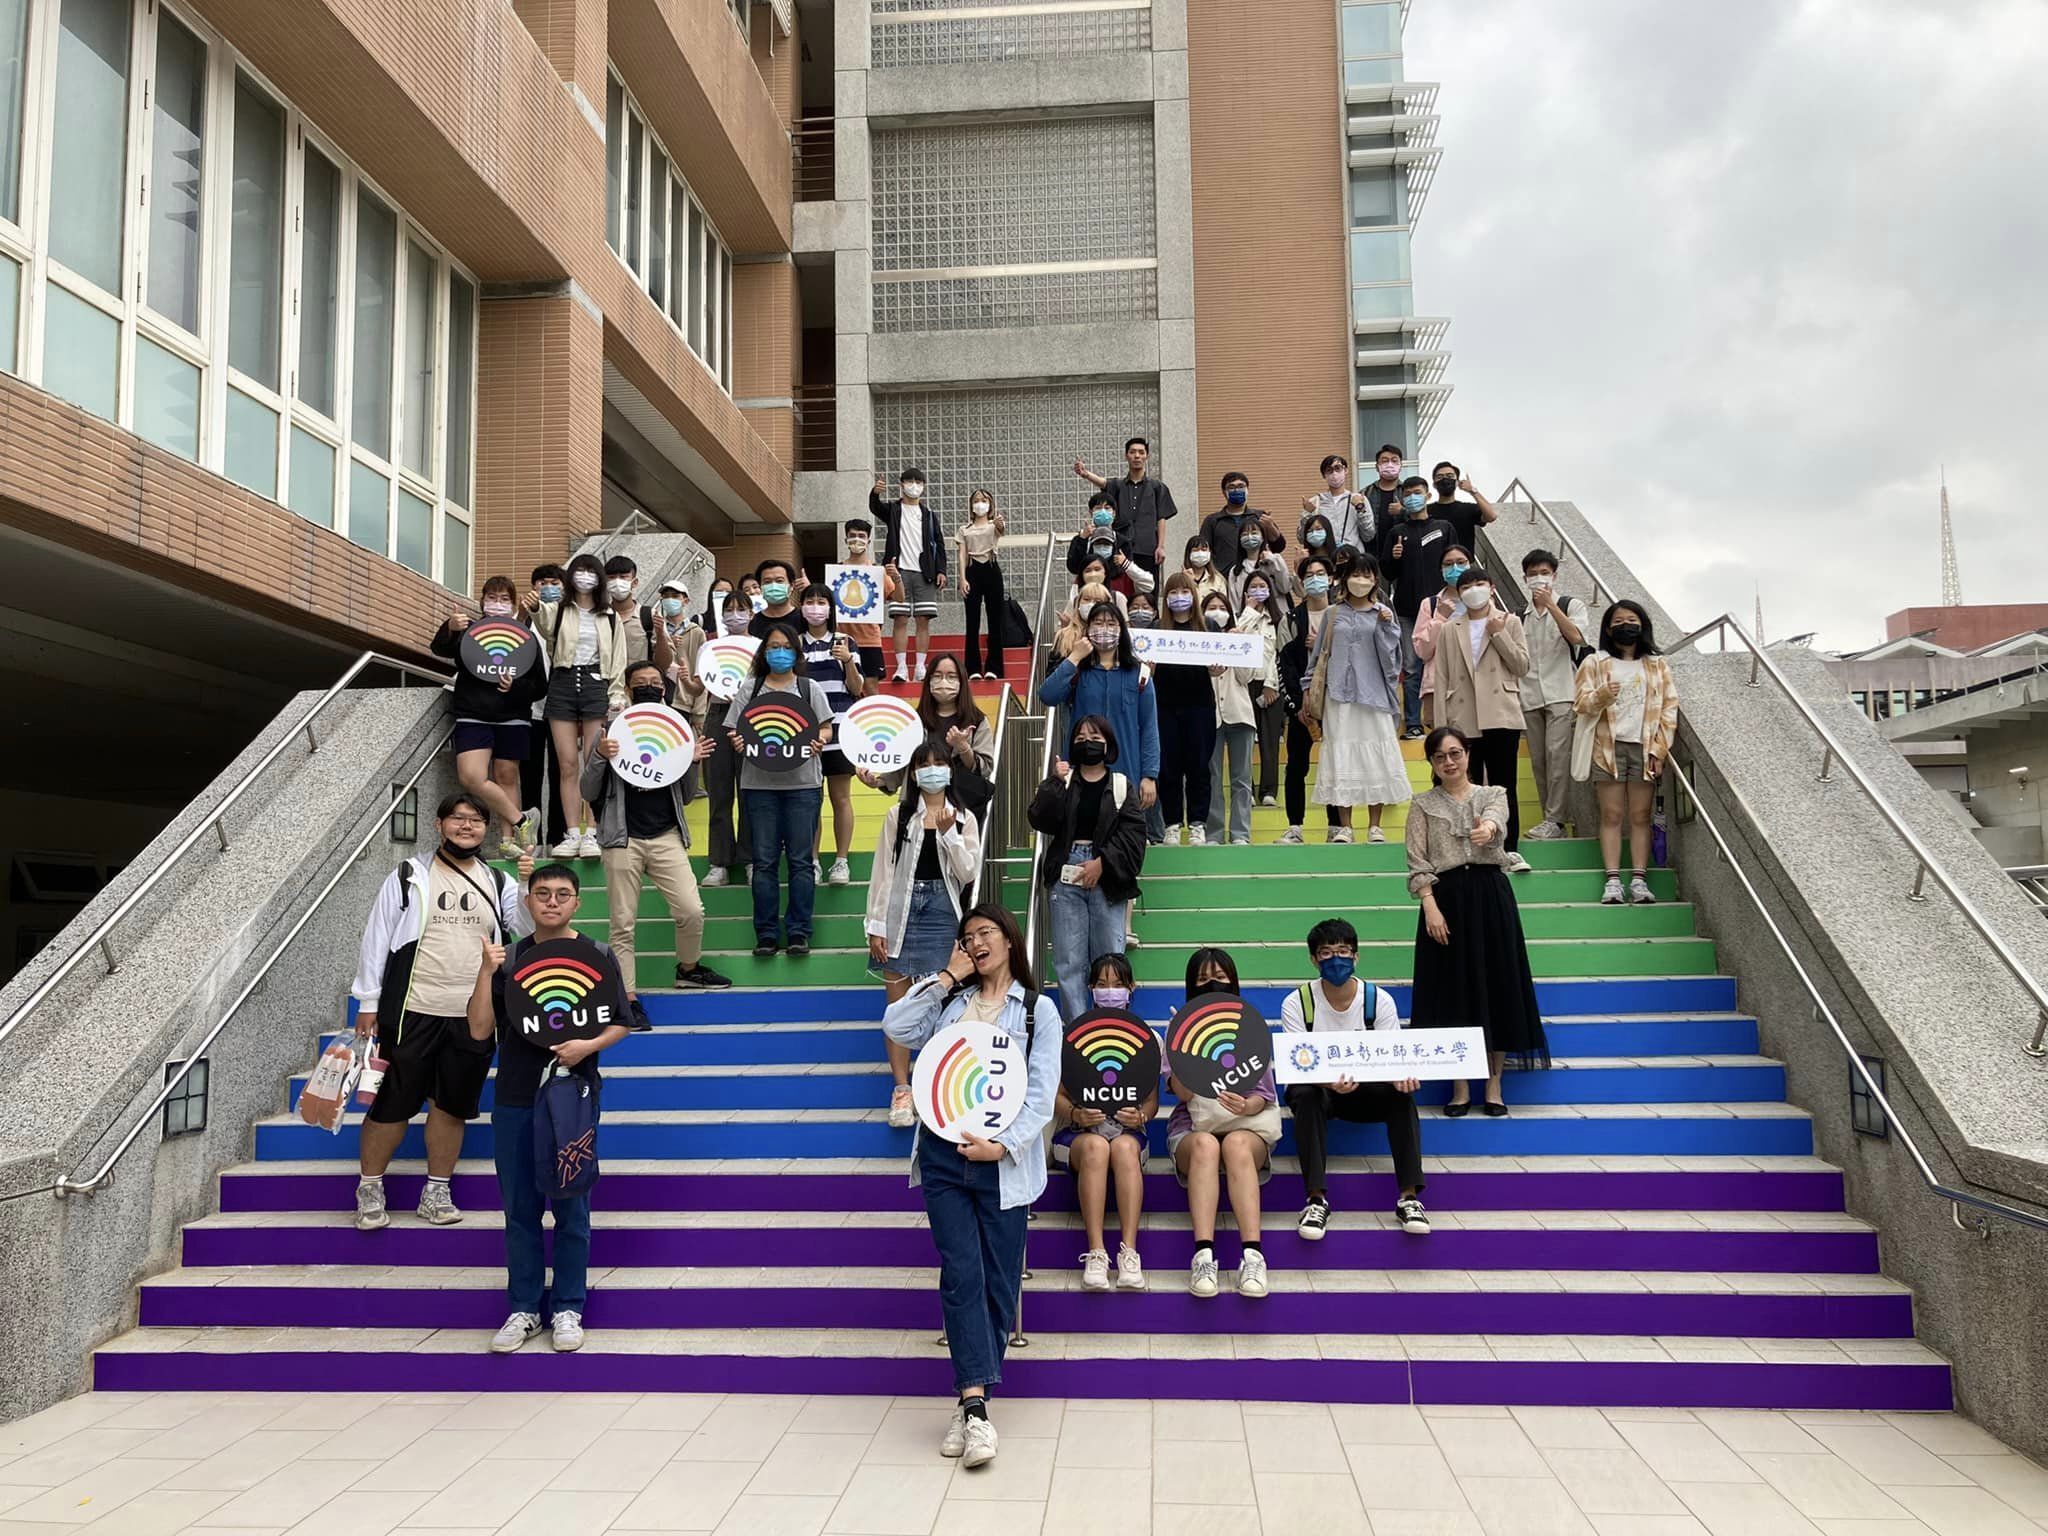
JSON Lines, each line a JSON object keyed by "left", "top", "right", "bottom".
{"left": 961, "top": 1415, "right": 998, "bottom": 1469}
{"left": 1367, "top": 827, "right": 1387, "bottom": 843}
{"left": 1116, "top": 1243, "right": 1146, "bottom": 1290}
{"left": 914, "top": 659, "right": 929, "bottom": 682}
{"left": 1080, "top": 1248, "right": 1111, "bottom": 1291}
{"left": 578, "top": 832, "right": 603, "bottom": 859}
{"left": 891, "top": 663, "right": 910, "bottom": 683}
{"left": 703, "top": 866, "right": 730, "bottom": 888}
{"left": 889, "top": 1085, "right": 916, "bottom": 1129}
{"left": 490, "top": 1312, "right": 543, "bottom": 1354}
{"left": 1190, "top": 1250, "right": 1220, "bottom": 1299}
{"left": 1238, "top": 1248, "right": 1270, "bottom": 1299}
{"left": 1124, "top": 927, "right": 1140, "bottom": 949}
{"left": 354, "top": 1178, "right": 389, "bottom": 1232}
{"left": 1601, "top": 876, "right": 1625, "bottom": 905}
{"left": 551, "top": 1310, "right": 585, "bottom": 1352}
{"left": 1629, "top": 875, "right": 1658, "bottom": 905}
{"left": 1230, "top": 837, "right": 1252, "bottom": 846}
{"left": 550, "top": 833, "right": 584, "bottom": 858}
{"left": 1504, "top": 851, "right": 1532, "bottom": 874}
{"left": 814, "top": 859, "right": 825, "bottom": 884}
{"left": 1259, "top": 794, "right": 1278, "bottom": 808}
{"left": 1330, "top": 827, "right": 1355, "bottom": 844}
{"left": 1278, "top": 826, "right": 1305, "bottom": 845}
{"left": 1525, "top": 820, "right": 1565, "bottom": 841}
{"left": 1187, "top": 825, "right": 1207, "bottom": 846}
{"left": 829, "top": 857, "right": 852, "bottom": 886}
{"left": 416, "top": 1181, "right": 463, "bottom": 1226}
{"left": 940, "top": 1401, "right": 969, "bottom": 1458}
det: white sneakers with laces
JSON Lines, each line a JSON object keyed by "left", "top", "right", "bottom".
{"left": 578, "top": 832, "right": 602, "bottom": 859}
{"left": 1189, "top": 1249, "right": 1220, "bottom": 1299}
{"left": 1080, "top": 1249, "right": 1111, "bottom": 1291}
{"left": 1115, "top": 1243, "right": 1146, "bottom": 1290}
{"left": 551, "top": 1310, "right": 585, "bottom": 1352}
{"left": 1278, "top": 826, "right": 1305, "bottom": 845}
{"left": 1187, "top": 825, "right": 1208, "bottom": 845}
{"left": 888, "top": 1085, "right": 916, "bottom": 1129}
{"left": 1525, "top": 820, "right": 1565, "bottom": 840}
{"left": 961, "top": 1414, "right": 998, "bottom": 1469}
{"left": 703, "top": 866, "right": 730, "bottom": 888}
{"left": 1504, "top": 851, "right": 1532, "bottom": 874}
{"left": 940, "top": 1402, "right": 969, "bottom": 1458}
{"left": 1367, "top": 827, "right": 1387, "bottom": 844}
{"left": 354, "top": 1178, "right": 389, "bottom": 1232}
{"left": 490, "top": 1312, "right": 543, "bottom": 1354}
{"left": 1329, "top": 827, "right": 1355, "bottom": 844}
{"left": 1629, "top": 875, "right": 1658, "bottom": 905}
{"left": 1238, "top": 1248, "right": 1270, "bottom": 1299}
{"left": 1601, "top": 875, "right": 1625, "bottom": 905}
{"left": 416, "top": 1181, "right": 463, "bottom": 1226}
{"left": 550, "top": 833, "right": 584, "bottom": 858}
{"left": 829, "top": 857, "right": 852, "bottom": 886}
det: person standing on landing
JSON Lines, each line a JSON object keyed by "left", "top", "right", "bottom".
{"left": 1074, "top": 436, "right": 1180, "bottom": 584}
{"left": 1574, "top": 601, "right": 1678, "bottom": 906}
{"left": 958, "top": 489, "right": 1008, "bottom": 681}
{"left": 872, "top": 467, "right": 948, "bottom": 681}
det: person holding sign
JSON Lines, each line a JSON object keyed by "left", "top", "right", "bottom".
{"left": 430, "top": 575, "right": 546, "bottom": 856}
{"left": 721, "top": 623, "right": 836, "bottom": 958}
{"left": 1165, "top": 948, "right": 1280, "bottom": 1299}
{"left": 467, "top": 862, "right": 632, "bottom": 1355}
{"left": 1028, "top": 715, "right": 1150, "bottom": 1023}
{"left": 582, "top": 662, "right": 733, "bottom": 1022}
{"left": 1408, "top": 726, "right": 1551, "bottom": 1114}
{"left": 530, "top": 552, "right": 628, "bottom": 858}
{"left": 837, "top": 518, "right": 893, "bottom": 680}
{"left": 1039, "top": 601, "right": 1159, "bottom": 820}
{"left": 1304, "top": 552, "right": 1411, "bottom": 844}
{"left": 882, "top": 904, "right": 1062, "bottom": 1470}
{"left": 799, "top": 588, "right": 867, "bottom": 888}
{"left": 702, "top": 589, "right": 757, "bottom": 890}
{"left": 1052, "top": 953, "right": 1157, "bottom": 1292}
{"left": 1280, "top": 917, "right": 1429, "bottom": 1242}
{"left": 1149, "top": 574, "right": 1219, "bottom": 845}
{"left": 868, "top": 739, "right": 984, "bottom": 1127}
{"left": 860, "top": 656, "right": 996, "bottom": 824}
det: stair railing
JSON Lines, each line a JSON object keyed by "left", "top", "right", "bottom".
{"left": 1491, "top": 477, "right": 1619, "bottom": 611}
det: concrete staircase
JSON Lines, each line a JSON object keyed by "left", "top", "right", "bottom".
{"left": 89, "top": 739, "right": 1953, "bottom": 1409}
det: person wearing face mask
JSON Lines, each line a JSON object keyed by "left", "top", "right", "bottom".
{"left": 1376, "top": 476, "right": 1462, "bottom": 738}
{"left": 520, "top": 562, "right": 569, "bottom": 850}
{"left": 1052, "top": 952, "right": 1156, "bottom": 1293}
{"left": 1280, "top": 917, "right": 1429, "bottom": 1241}
{"left": 1421, "top": 567, "right": 1533, "bottom": 873}
{"left": 1067, "top": 493, "right": 1154, "bottom": 605}
{"left": 956, "top": 488, "right": 1008, "bottom": 681}
{"left": 432, "top": 575, "right": 547, "bottom": 856}
{"left": 1304, "top": 554, "right": 1410, "bottom": 843}
{"left": 1150, "top": 574, "right": 1220, "bottom": 846}
{"left": 655, "top": 579, "right": 708, "bottom": 736}
{"left": 1200, "top": 471, "right": 1286, "bottom": 575}
{"left": 837, "top": 518, "right": 891, "bottom": 680}
{"left": 1298, "top": 452, "right": 1377, "bottom": 559}
{"left": 1208, "top": 583, "right": 1285, "bottom": 845}
{"left": 720, "top": 624, "right": 838, "bottom": 957}
{"left": 1028, "top": 715, "right": 1150, "bottom": 1023}
{"left": 1040, "top": 604, "right": 1161, "bottom": 832}
{"left": 700, "top": 578, "right": 735, "bottom": 638}
{"left": 585, "top": 661, "right": 733, "bottom": 1023}
{"left": 701, "top": 591, "right": 757, "bottom": 890}
{"left": 871, "top": 466, "right": 948, "bottom": 682}
{"left": 1181, "top": 532, "right": 1228, "bottom": 606}
{"left": 1409, "top": 543, "right": 1477, "bottom": 732}
{"left": 348, "top": 793, "right": 534, "bottom": 1234}
{"left": 868, "top": 739, "right": 985, "bottom": 1128}
{"left": 800, "top": 590, "right": 867, "bottom": 887}
{"left": 1427, "top": 459, "right": 1498, "bottom": 552}
{"left": 531, "top": 552, "right": 626, "bottom": 857}
{"left": 603, "top": 555, "right": 675, "bottom": 675}
{"left": 747, "top": 557, "right": 806, "bottom": 641}
{"left": 1072, "top": 436, "right": 1180, "bottom": 581}
{"left": 1277, "top": 556, "right": 1345, "bottom": 845}
{"left": 1518, "top": 550, "right": 1591, "bottom": 842}
{"left": 859, "top": 657, "right": 997, "bottom": 823}
{"left": 1574, "top": 601, "right": 1677, "bottom": 906}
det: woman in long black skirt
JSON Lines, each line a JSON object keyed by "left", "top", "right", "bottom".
{"left": 1406, "top": 725, "right": 1549, "bottom": 1113}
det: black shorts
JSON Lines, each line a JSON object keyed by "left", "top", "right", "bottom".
{"left": 452, "top": 720, "right": 532, "bottom": 761}
{"left": 857, "top": 646, "right": 886, "bottom": 680}
{"left": 366, "top": 1011, "right": 494, "bottom": 1124}
{"left": 820, "top": 746, "right": 855, "bottom": 780}
{"left": 545, "top": 664, "right": 610, "bottom": 722}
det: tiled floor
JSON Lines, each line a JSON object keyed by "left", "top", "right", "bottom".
{"left": 4, "top": 1393, "right": 2048, "bottom": 1535}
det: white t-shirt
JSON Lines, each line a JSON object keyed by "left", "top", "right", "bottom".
{"left": 897, "top": 501, "right": 924, "bottom": 570}
{"left": 1466, "top": 616, "right": 1489, "bottom": 668}
{"left": 571, "top": 606, "right": 599, "bottom": 666}
{"left": 1610, "top": 658, "right": 1646, "bottom": 743}
{"left": 1279, "top": 978, "right": 1403, "bottom": 1034}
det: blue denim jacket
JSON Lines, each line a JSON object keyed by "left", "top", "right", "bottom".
{"left": 882, "top": 976, "right": 1063, "bottom": 1209}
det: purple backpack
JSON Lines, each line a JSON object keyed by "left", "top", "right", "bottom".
{"left": 533, "top": 1062, "right": 602, "bottom": 1201}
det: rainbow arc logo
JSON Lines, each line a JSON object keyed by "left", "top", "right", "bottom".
{"left": 1064, "top": 1015, "right": 1153, "bottom": 1089}
{"left": 1168, "top": 996, "right": 1248, "bottom": 1070}
{"left": 513, "top": 954, "right": 603, "bottom": 1016}
{"left": 467, "top": 621, "right": 530, "bottom": 659}
{"left": 619, "top": 706, "right": 688, "bottom": 765}
{"left": 744, "top": 701, "right": 812, "bottom": 749}
{"left": 927, "top": 1034, "right": 991, "bottom": 1134}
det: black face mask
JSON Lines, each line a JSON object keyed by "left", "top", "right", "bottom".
{"left": 1072, "top": 739, "right": 1109, "bottom": 768}
{"left": 440, "top": 833, "right": 483, "bottom": 862}
{"left": 1609, "top": 624, "right": 1642, "bottom": 646}
{"left": 1434, "top": 477, "right": 1458, "bottom": 496}
{"left": 630, "top": 684, "right": 665, "bottom": 705}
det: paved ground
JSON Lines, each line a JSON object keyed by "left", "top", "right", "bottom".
{"left": 3, "top": 1392, "right": 2046, "bottom": 1535}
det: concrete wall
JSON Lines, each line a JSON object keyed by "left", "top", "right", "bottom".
{"left": 1960, "top": 712, "right": 2048, "bottom": 867}
{"left": 0, "top": 685, "right": 459, "bottom": 1422}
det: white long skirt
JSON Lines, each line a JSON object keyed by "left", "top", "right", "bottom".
{"left": 1313, "top": 702, "right": 1412, "bottom": 806}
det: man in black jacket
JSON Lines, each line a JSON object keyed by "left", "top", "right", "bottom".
{"left": 1376, "top": 477, "right": 1461, "bottom": 738}
{"left": 871, "top": 467, "right": 948, "bottom": 682}
{"left": 1028, "top": 715, "right": 1149, "bottom": 1023}
{"left": 1074, "top": 437, "right": 1179, "bottom": 582}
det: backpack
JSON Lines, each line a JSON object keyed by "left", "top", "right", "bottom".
{"left": 998, "top": 595, "right": 1033, "bottom": 649}
{"left": 1295, "top": 980, "right": 1378, "bottom": 1032}
{"left": 533, "top": 1060, "right": 602, "bottom": 1200}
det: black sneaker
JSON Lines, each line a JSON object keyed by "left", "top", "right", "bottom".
{"left": 1395, "top": 1196, "right": 1431, "bottom": 1236}
{"left": 675, "top": 962, "right": 733, "bottom": 990}
{"left": 1403, "top": 726, "right": 1426, "bottom": 740}
{"left": 787, "top": 937, "right": 811, "bottom": 958}
{"left": 1296, "top": 1196, "right": 1331, "bottom": 1242}
{"left": 752, "top": 939, "right": 779, "bottom": 959}
{"left": 627, "top": 998, "right": 654, "bottom": 1033}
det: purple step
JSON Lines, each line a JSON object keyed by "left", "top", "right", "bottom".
{"left": 217, "top": 1165, "right": 1848, "bottom": 1215}
{"left": 181, "top": 1222, "right": 1879, "bottom": 1275}
{"left": 91, "top": 1348, "right": 1953, "bottom": 1411}
{"left": 139, "top": 1279, "right": 1914, "bottom": 1339}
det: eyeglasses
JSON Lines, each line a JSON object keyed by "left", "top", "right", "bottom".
{"left": 529, "top": 886, "right": 576, "bottom": 903}
{"left": 1312, "top": 949, "right": 1357, "bottom": 962}
{"left": 442, "top": 813, "right": 488, "bottom": 828}
{"left": 961, "top": 926, "right": 1005, "bottom": 946}
{"left": 1428, "top": 749, "right": 1467, "bottom": 765}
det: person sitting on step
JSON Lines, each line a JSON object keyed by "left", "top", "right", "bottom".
{"left": 1052, "top": 952, "right": 1156, "bottom": 1293}
{"left": 1281, "top": 917, "right": 1429, "bottom": 1243}
{"left": 1167, "top": 946, "right": 1280, "bottom": 1300}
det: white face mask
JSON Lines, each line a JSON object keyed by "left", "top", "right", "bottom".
{"left": 1326, "top": 468, "right": 1347, "bottom": 490}
{"left": 571, "top": 570, "right": 599, "bottom": 593}
{"left": 1527, "top": 574, "right": 1554, "bottom": 592}
{"left": 900, "top": 482, "right": 924, "bottom": 503}
{"left": 606, "top": 578, "right": 634, "bottom": 600}
{"left": 929, "top": 676, "right": 960, "bottom": 701}
{"left": 481, "top": 599, "right": 513, "bottom": 617}
{"left": 971, "top": 500, "right": 991, "bottom": 518}
{"left": 1189, "top": 549, "right": 1212, "bottom": 568}
{"left": 1461, "top": 584, "right": 1493, "bottom": 612}
{"left": 846, "top": 538, "right": 869, "bottom": 555}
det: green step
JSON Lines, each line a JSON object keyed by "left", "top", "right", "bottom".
{"left": 1138, "top": 868, "right": 1677, "bottom": 909}
{"left": 1141, "top": 840, "right": 1607, "bottom": 875}
{"left": 629, "top": 950, "right": 878, "bottom": 987}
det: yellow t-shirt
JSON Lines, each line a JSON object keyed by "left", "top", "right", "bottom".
{"left": 406, "top": 860, "right": 498, "bottom": 1016}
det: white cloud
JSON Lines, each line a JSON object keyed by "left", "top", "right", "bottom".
{"left": 1406, "top": 0, "right": 2048, "bottom": 649}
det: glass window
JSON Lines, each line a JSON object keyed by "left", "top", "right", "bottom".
{"left": 1350, "top": 167, "right": 1400, "bottom": 227}
{"left": 667, "top": 179, "right": 685, "bottom": 325}
{"left": 0, "top": 0, "right": 26, "bottom": 224}
{"left": 1352, "top": 284, "right": 1413, "bottom": 324}
{"left": 605, "top": 73, "right": 623, "bottom": 253}
{"left": 347, "top": 459, "right": 389, "bottom": 554}
{"left": 1350, "top": 229, "right": 1412, "bottom": 284}
{"left": 41, "top": 284, "right": 119, "bottom": 419}
{"left": 401, "top": 239, "right": 436, "bottom": 477}
{"left": 1342, "top": 3, "right": 1400, "bottom": 59}
{"left": 395, "top": 487, "right": 431, "bottom": 574}
{"left": 446, "top": 273, "right": 474, "bottom": 507}
{"left": 351, "top": 188, "right": 396, "bottom": 458}
{"left": 705, "top": 239, "right": 721, "bottom": 373}
{"left": 134, "top": 335, "right": 201, "bottom": 459}
{"left": 286, "top": 425, "right": 334, "bottom": 526}
{"left": 223, "top": 387, "right": 277, "bottom": 495}
{"left": 687, "top": 202, "right": 704, "bottom": 353}
{"left": 625, "top": 109, "right": 643, "bottom": 275}
{"left": 0, "top": 252, "right": 17, "bottom": 374}
{"left": 442, "top": 511, "right": 469, "bottom": 595}
{"left": 648, "top": 147, "right": 668, "bottom": 310}
{"left": 228, "top": 77, "right": 285, "bottom": 388}
{"left": 49, "top": 0, "right": 131, "bottom": 294}
{"left": 146, "top": 13, "right": 206, "bottom": 331}
{"left": 1345, "top": 59, "right": 1401, "bottom": 89}
{"left": 297, "top": 148, "right": 340, "bottom": 416}
{"left": 723, "top": 257, "right": 734, "bottom": 392}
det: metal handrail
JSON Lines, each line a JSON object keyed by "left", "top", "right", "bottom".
{"left": 1022, "top": 534, "right": 1063, "bottom": 973}
{"left": 0, "top": 727, "right": 456, "bottom": 1204}
{"left": 1491, "top": 477, "right": 1618, "bottom": 611}
{"left": 1673, "top": 612, "right": 2048, "bottom": 1058}
{"left": 1667, "top": 757, "right": 2048, "bottom": 1236}
{"left": 0, "top": 650, "right": 453, "bottom": 1059}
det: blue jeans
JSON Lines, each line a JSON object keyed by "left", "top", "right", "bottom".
{"left": 919, "top": 1137, "right": 1027, "bottom": 1394}
{"left": 1205, "top": 723, "right": 1256, "bottom": 844}
{"left": 1050, "top": 877, "right": 1127, "bottom": 1023}
{"left": 1400, "top": 613, "right": 1425, "bottom": 731}
{"left": 492, "top": 1102, "right": 592, "bottom": 1317}
{"left": 744, "top": 786, "right": 823, "bottom": 945}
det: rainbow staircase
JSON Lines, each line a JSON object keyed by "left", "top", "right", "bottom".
{"left": 91, "top": 734, "right": 1951, "bottom": 1409}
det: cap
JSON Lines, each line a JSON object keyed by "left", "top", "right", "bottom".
{"left": 659, "top": 579, "right": 688, "bottom": 595}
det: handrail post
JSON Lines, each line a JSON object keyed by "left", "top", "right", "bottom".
{"left": 212, "top": 819, "right": 229, "bottom": 853}
{"left": 1908, "top": 863, "right": 1929, "bottom": 904}
{"left": 304, "top": 722, "right": 319, "bottom": 754}
{"left": 2027, "top": 1009, "right": 2048, "bottom": 1060}
{"left": 1816, "top": 747, "right": 1835, "bottom": 785}
{"left": 98, "top": 939, "right": 117, "bottom": 975}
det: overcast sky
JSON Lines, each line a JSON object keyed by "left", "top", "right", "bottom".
{"left": 1404, "top": 0, "right": 2048, "bottom": 651}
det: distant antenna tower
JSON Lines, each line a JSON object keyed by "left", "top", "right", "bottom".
{"left": 1754, "top": 585, "right": 1764, "bottom": 648}
{"left": 1939, "top": 468, "right": 1963, "bottom": 606}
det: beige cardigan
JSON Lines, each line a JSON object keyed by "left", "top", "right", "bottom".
{"left": 532, "top": 599, "right": 627, "bottom": 712}
{"left": 1572, "top": 651, "right": 1678, "bottom": 779}
{"left": 1420, "top": 610, "right": 1530, "bottom": 734}
{"left": 1405, "top": 784, "right": 1513, "bottom": 897}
